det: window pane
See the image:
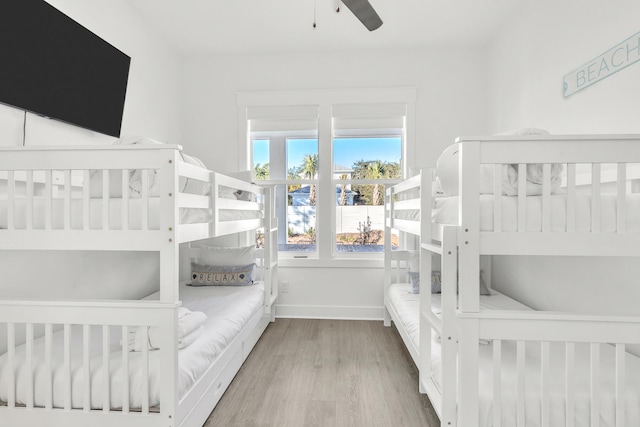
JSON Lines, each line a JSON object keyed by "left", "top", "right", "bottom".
{"left": 252, "top": 139, "right": 269, "bottom": 180}
{"left": 282, "top": 204, "right": 316, "bottom": 252}
{"left": 335, "top": 184, "right": 387, "bottom": 253}
{"left": 333, "top": 137, "right": 402, "bottom": 179}
{"left": 287, "top": 138, "right": 318, "bottom": 180}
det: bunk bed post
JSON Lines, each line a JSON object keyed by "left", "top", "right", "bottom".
{"left": 158, "top": 148, "right": 181, "bottom": 303}
{"left": 440, "top": 225, "right": 458, "bottom": 427}
{"left": 457, "top": 140, "right": 481, "bottom": 426}
{"left": 156, "top": 147, "right": 181, "bottom": 425}
{"left": 264, "top": 185, "right": 279, "bottom": 321}
{"left": 457, "top": 140, "right": 480, "bottom": 313}
{"left": 383, "top": 186, "right": 393, "bottom": 327}
{"left": 158, "top": 306, "right": 180, "bottom": 427}
{"left": 418, "top": 169, "right": 433, "bottom": 393}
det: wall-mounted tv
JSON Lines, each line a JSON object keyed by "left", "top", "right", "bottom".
{"left": 0, "top": 0, "right": 130, "bottom": 137}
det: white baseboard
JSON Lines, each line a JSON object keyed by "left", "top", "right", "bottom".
{"left": 275, "top": 304, "right": 384, "bottom": 320}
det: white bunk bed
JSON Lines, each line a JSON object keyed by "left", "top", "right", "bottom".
{"left": 0, "top": 144, "right": 279, "bottom": 427}
{"left": 385, "top": 135, "right": 640, "bottom": 427}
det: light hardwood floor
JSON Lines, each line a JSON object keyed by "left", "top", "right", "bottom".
{"left": 205, "top": 319, "right": 439, "bottom": 427}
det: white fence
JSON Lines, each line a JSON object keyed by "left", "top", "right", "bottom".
{"left": 286, "top": 205, "right": 385, "bottom": 235}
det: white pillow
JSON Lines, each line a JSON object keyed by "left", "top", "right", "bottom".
{"left": 436, "top": 128, "right": 563, "bottom": 196}
{"left": 116, "top": 136, "right": 164, "bottom": 197}
{"left": 89, "top": 169, "right": 124, "bottom": 198}
{"left": 199, "top": 245, "right": 255, "bottom": 267}
{"left": 437, "top": 144, "right": 507, "bottom": 196}
{"left": 180, "top": 153, "right": 210, "bottom": 195}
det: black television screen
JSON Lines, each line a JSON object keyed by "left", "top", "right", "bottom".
{"left": 0, "top": 0, "right": 130, "bottom": 137}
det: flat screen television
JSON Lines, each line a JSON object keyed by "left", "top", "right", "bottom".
{"left": 0, "top": 0, "right": 131, "bottom": 137}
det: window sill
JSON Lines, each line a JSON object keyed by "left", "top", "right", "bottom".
{"left": 278, "top": 257, "right": 384, "bottom": 269}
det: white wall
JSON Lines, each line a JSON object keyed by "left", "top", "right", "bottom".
{"left": 0, "top": 0, "right": 183, "bottom": 302}
{"left": 487, "top": 1, "right": 640, "bottom": 320}
{"left": 487, "top": 0, "right": 640, "bottom": 134}
{"left": 180, "top": 48, "right": 489, "bottom": 318}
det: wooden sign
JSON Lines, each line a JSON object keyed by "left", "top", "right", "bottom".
{"left": 563, "top": 31, "right": 640, "bottom": 97}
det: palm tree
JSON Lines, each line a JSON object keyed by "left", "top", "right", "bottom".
{"left": 254, "top": 162, "right": 269, "bottom": 180}
{"left": 367, "top": 161, "right": 384, "bottom": 206}
{"left": 339, "top": 173, "right": 348, "bottom": 206}
{"left": 300, "top": 154, "right": 318, "bottom": 206}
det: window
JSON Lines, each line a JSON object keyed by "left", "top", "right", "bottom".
{"left": 239, "top": 89, "right": 416, "bottom": 263}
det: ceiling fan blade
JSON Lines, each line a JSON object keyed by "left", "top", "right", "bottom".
{"left": 341, "top": 0, "right": 383, "bottom": 31}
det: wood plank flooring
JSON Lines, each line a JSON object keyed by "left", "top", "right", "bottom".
{"left": 205, "top": 319, "right": 439, "bottom": 427}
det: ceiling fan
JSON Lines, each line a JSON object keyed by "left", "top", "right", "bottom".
{"left": 335, "top": 0, "right": 383, "bottom": 31}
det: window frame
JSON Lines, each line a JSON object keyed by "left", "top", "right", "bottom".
{"left": 239, "top": 88, "right": 417, "bottom": 266}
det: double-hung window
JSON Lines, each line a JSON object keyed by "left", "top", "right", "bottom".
{"left": 238, "top": 89, "right": 416, "bottom": 263}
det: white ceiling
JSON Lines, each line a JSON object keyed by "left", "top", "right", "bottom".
{"left": 127, "top": 0, "right": 520, "bottom": 55}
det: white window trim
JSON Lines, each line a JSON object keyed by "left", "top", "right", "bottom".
{"left": 238, "top": 88, "right": 417, "bottom": 266}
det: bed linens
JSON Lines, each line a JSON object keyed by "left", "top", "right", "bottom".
{"left": 387, "top": 284, "right": 530, "bottom": 351}
{"left": 0, "top": 282, "right": 264, "bottom": 410}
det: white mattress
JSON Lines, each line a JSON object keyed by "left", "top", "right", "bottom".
{"left": 0, "top": 198, "right": 259, "bottom": 230}
{"left": 0, "top": 282, "right": 265, "bottom": 410}
{"left": 386, "top": 283, "right": 529, "bottom": 350}
{"left": 432, "top": 194, "right": 640, "bottom": 232}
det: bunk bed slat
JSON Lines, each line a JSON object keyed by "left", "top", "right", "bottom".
{"left": 566, "top": 164, "right": 576, "bottom": 233}
{"left": 616, "top": 163, "right": 626, "bottom": 233}
{"left": 393, "top": 218, "right": 421, "bottom": 235}
{"left": 591, "top": 343, "right": 601, "bottom": 427}
{"left": 122, "top": 169, "right": 129, "bottom": 231}
{"left": 492, "top": 339, "right": 502, "bottom": 427}
{"left": 45, "top": 170, "right": 52, "bottom": 230}
{"left": 83, "top": 324, "right": 91, "bottom": 412}
{"left": 64, "top": 324, "right": 71, "bottom": 411}
{"left": 591, "top": 164, "right": 602, "bottom": 233}
{"left": 45, "top": 323, "right": 53, "bottom": 410}
{"left": 102, "top": 170, "right": 109, "bottom": 230}
{"left": 26, "top": 171, "right": 33, "bottom": 230}
{"left": 516, "top": 340, "right": 525, "bottom": 427}
{"left": 615, "top": 343, "right": 626, "bottom": 427}
{"left": 64, "top": 170, "right": 72, "bottom": 230}
{"left": 541, "top": 164, "right": 551, "bottom": 233}
{"left": 102, "top": 325, "right": 110, "bottom": 413}
{"left": 7, "top": 323, "right": 15, "bottom": 408}
{"left": 83, "top": 170, "right": 90, "bottom": 230}
{"left": 493, "top": 164, "right": 502, "bottom": 232}
{"left": 121, "top": 325, "right": 130, "bottom": 414}
{"left": 517, "top": 164, "right": 526, "bottom": 233}
{"left": 141, "top": 327, "right": 150, "bottom": 414}
{"left": 141, "top": 170, "right": 149, "bottom": 231}
{"left": 25, "top": 323, "right": 33, "bottom": 408}
{"left": 540, "top": 341, "right": 550, "bottom": 427}
{"left": 6, "top": 171, "right": 15, "bottom": 230}
{"left": 178, "top": 193, "right": 211, "bottom": 209}
{"left": 566, "top": 342, "right": 575, "bottom": 427}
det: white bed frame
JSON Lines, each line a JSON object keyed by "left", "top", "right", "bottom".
{"left": 0, "top": 144, "right": 278, "bottom": 427}
{"left": 385, "top": 135, "right": 640, "bottom": 427}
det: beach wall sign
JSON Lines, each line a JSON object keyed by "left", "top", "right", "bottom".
{"left": 563, "top": 30, "right": 640, "bottom": 97}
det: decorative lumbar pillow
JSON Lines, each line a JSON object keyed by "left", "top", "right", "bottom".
{"left": 189, "top": 263, "right": 255, "bottom": 286}
{"left": 408, "top": 271, "right": 420, "bottom": 294}
{"left": 199, "top": 245, "right": 255, "bottom": 267}
{"left": 412, "top": 270, "right": 490, "bottom": 295}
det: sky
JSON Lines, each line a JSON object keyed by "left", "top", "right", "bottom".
{"left": 253, "top": 137, "right": 401, "bottom": 173}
